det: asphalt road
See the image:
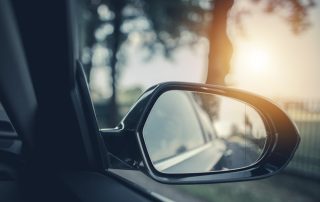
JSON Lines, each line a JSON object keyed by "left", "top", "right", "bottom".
{"left": 214, "top": 141, "right": 260, "bottom": 170}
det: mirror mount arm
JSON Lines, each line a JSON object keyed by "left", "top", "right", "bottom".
{"left": 101, "top": 128, "right": 144, "bottom": 171}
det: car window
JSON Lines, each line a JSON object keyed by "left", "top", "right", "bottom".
{"left": 191, "top": 95, "right": 218, "bottom": 141}
{"left": 77, "top": 0, "right": 320, "bottom": 201}
{"left": 143, "top": 91, "right": 205, "bottom": 162}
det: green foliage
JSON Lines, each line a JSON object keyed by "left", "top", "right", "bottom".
{"left": 78, "top": 0, "right": 315, "bottom": 125}
{"left": 80, "top": 0, "right": 315, "bottom": 65}
{"left": 251, "top": 0, "right": 316, "bottom": 34}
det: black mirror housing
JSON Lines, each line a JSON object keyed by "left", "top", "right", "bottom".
{"left": 102, "top": 82, "right": 300, "bottom": 184}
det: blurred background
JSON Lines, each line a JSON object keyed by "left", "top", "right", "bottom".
{"left": 77, "top": 0, "right": 320, "bottom": 201}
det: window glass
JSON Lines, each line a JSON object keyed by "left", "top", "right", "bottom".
{"left": 78, "top": 0, "right": 320, "bottom": 201}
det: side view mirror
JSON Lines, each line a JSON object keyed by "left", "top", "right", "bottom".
{"left": 102, "top": 82, "right": 300, "bottom": 184}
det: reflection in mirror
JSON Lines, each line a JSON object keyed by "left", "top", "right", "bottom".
{"left": 142, "top": 90, "right": 267, "bottom": 174}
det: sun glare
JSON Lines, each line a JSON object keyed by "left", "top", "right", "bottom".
{"left": 230, "top": 44, "right": 274, "bottom": 93}
{"left": 248, "top": 48, "right": 269, "bottom": 71}
{"left": 233, "top": 45, "right": 271, "bottom": 74}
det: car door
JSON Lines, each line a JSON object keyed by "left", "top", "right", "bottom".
{"left": 143, "top": 91, "right": 207, "bottom": 172}
{"left": 143, "top": 90, "right": 226, "bottom": 173}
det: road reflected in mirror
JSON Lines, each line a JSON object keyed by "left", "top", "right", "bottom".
{"left": 143, "top": 90, "right": 267, "bottom": 174}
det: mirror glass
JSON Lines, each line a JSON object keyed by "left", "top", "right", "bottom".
{"left": 142, "top": 90, "right": 267, "bottom": 174}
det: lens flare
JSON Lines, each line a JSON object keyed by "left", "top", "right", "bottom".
{"left": 247, "top": 48, "right": 269, "bottom": 71}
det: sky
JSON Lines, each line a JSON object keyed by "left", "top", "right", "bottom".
{"left": 229, "top": 0, "right": 320, "bottom": 99}
{"left": 90, "top": 0, "right": 320, "bottom": 101}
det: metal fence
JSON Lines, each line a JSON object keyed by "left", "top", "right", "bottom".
{"left": 280, "top": 100, "right": 320, "bottom": 179}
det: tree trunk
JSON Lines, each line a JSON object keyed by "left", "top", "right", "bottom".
{"left": 81, "top": 2, "right": 101, "bottom": 83}
{"left": 108, "top": 1, "right": 124, "bottom": 126}
{"left": 206, "top": 0, "right": 234, "bottom": 85}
